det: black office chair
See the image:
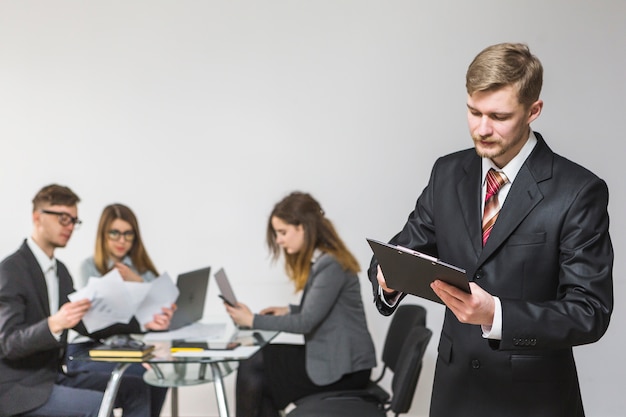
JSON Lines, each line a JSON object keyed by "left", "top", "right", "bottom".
{"left": 375, "top": 305, "right": 426, "bottom": 383}
{"left": 288, "top": 304, "right": 432, "bottom": 417}
{"left": 287, "top": 324, "right": 432, "bottom": 417}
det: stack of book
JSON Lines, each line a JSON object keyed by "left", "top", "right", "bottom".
{"left": 89, "top": 342, "right": 155, "bottom": 361}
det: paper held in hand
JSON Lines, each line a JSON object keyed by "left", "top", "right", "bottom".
{"left": 367, "top": 238, "right": 470, "bottom": 304}
{"left": 68, "top": 269, "right": 179, "bottom": 332}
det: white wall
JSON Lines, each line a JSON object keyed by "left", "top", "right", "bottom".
{"left": 1, "top": 1, "right": 624, "bottom": 416}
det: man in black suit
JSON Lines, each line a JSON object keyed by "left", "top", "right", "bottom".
{"left": 369, "top": 43, "right": 613, "bottom": 417}
{"left": 0, "top": 185, "right": 151, "bottom": 417}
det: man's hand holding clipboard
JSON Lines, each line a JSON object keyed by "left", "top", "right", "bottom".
{"left": 367, "top": 238, "right": 470, "bottom": 304}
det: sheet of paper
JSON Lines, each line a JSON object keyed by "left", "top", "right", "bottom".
{"left": 134, "top": 272, "right": 179, "bottom": 325}
{"left": 143, "top": 322, "right": 228, "bottom": 342}
{"left": 68, "top": 270, "right": 180, "bottom": 333}
{"left": 123, "top": 281, "right": 152, "bottom": 309}
{"left": 69, "top": 269, "right": 134, "bottom": 332}
{"left": 171, "top": 345, "right": 260, "bottom": 359}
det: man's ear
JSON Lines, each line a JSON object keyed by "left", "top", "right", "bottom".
{"left": 527, "top": 99, "right": 543, "bottom": 124}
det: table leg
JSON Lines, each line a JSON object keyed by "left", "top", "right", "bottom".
{"left": 210, "top": 363, "right": 229, "bottom": 417}
{"left": 98, "top": 362, "right": 132, "bottom": 417}
{"left": 171, "top": 387, "right": 179, "bottom": 417}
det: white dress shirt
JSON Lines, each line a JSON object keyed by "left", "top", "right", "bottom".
{"left": 481, "top": 132, "right": 537, "bottom": 340}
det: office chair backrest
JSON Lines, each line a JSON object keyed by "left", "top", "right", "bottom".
{"left": 380, "top": 305, "right": 427, "bottom": 377}
{"left": 389, "top": 325, "right": 432, "bottom": 414}
{"left": 285, "top": 320, "right": 432, "bottom": 417}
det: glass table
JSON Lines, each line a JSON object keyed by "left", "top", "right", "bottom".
{"left": 69, "top": 329, "right": 279, "bottom": 417}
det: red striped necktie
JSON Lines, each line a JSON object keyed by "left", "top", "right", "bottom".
{"left": 482, "top": 169, "right": 508, "bottom": 246}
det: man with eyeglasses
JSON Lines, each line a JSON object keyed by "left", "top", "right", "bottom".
{"left": 0, "top": 184, "right": 150, "bottom": 417}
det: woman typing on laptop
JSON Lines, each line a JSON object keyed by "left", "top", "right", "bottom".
{"left": 67, "top": 203, "right": 174, "bottom": 417}
{"left": 224, "top": 192, "right": 376, "bottom": 417}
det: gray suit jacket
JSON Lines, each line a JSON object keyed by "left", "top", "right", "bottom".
{"left": 254, "top": 253, "right": 377, "bottom": 385}
{"left": 0, "top": 241, "right": 142, "bottom": 416}
{"left": 369, "top": 133, "right": 613, "bottom": 417}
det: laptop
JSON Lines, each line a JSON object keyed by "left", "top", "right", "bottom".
{"left": 169, "top": 266, "right": 211, "bottom": 330}
{"left": 367, "top": 238, "right": 469, "bottom": 305}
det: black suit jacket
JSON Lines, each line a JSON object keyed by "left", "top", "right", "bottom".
{"left": 369, "top": 133, "right": 613, "bottom": 417}
{"left": 0, "top": 240, "right": 142, "bottom": 416}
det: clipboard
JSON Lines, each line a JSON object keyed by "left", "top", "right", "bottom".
{"left": 367, "top": 238, "right": 470, "bottom": 304}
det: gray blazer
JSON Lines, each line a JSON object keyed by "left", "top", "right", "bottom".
{"left": 0, "top": 241, "right": 142, "bottom": 416}
{"left": 254, "top": 253, "right": 376, "bottom": 385}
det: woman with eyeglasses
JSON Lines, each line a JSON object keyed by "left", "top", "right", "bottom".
{"left": 67, "top": 203, "right": 170, "bottom": 417}
{"left": 77, "top": 203, "right": 158, "bottom": 287}
{"left": 224, "top": 192, "right": 377, "bottom": 417}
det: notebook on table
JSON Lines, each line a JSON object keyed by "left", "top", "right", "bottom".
{"left": 367, "top": 238, "right": 469, "bottom": 304}
{"left": 169, "top": 266, "right": 211, "bottom": 330}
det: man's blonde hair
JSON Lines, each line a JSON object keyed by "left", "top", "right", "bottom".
{"left": 466, "top": 43, "right": 543, "bottom": 107}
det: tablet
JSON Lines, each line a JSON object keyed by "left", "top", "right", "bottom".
{"left": 367, "top": 238, "right": 470, "bottom": 304}
{"left": 214, "top": 267, "right": 238, "bottom": 307}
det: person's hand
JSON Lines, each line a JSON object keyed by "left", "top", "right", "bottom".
{"left": 259, "top": 306, "right": 289, "bottom": 316}
{"left": 114, "top": 262, "right": 143, "bottom": 282}
{"left": 144, "top": 303, "right": 177, "bottom": 331}
{"left": 48, "top": 298, "right": 91, "bottom": 334}
{"left": 377, "top": 265, "right": 397, "bottom": 294}
{"left": 225, "top": 302, "right": 254, "bottom": 328}
{"left": 430, "top": 280, "right": 495, "bottom": 326}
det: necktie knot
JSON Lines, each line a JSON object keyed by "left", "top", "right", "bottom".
{"left": 485, "top": 169, "right": 508, "bottom": 202}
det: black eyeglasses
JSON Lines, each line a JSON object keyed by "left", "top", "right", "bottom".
{"left": 107, "top": 229, "right": 136, "bottom": 242}
{"left": 40, "top": 209, "right": 82, "bottom": 228}
{"left": 101, "top": 334, "right": 145, "bottom": 349}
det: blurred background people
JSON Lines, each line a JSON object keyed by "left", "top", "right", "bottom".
{"left": 0, "top": 185, "right": 150, "bottom": 417}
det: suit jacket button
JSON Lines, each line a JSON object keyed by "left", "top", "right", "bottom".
{"left": 474, "top": 269, "right": 483, "bottom": 280}
{"left": 471, "top": 359, "right": 480, "bottom": 369}
{"left": 530, "top": 339, "right": 537, "bottom": 346}
{"left": 513, "top": 338, "right": 519, "bottom": 346}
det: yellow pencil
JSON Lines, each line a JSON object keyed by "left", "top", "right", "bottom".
{"left": 170, "top": 347, "right": 204, "bottom": 352}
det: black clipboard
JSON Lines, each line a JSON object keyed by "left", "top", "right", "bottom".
{"left": 367, "top": 238, "right": 470, "bottom": 304}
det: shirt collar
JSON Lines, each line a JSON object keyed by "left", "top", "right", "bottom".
{"left": 106, "top": 255, "right": 132, "bottom": 269}
{"left": 26, "top": 236, "right": 57, "bottom": 274}
{"left": 311, "top": 249, "right": 323, "bottom": 264}
{"left": 482, "top": 130, "right": 538, "bottom": 184}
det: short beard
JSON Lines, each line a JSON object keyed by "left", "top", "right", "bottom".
{"left": 472, "top": 136, "right": 505, "bottom": 160}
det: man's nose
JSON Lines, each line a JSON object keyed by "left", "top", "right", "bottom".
{"left": 476, "top": 116, "right": 493, "bottom": 137}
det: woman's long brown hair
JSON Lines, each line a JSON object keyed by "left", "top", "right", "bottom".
{"left": 266, "top": 192, "right": 359, "bottom": 292}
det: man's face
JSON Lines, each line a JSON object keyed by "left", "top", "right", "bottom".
{"left": 467, "top": 84, "right": 542, "bottom": 168}
{"left": 33, "top": 204, "right": 79, "bottom": 251}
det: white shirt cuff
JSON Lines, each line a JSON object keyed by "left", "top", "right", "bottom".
{"left": 481, "top": 296, "right": 502, "bottom": 340}
{"left": 378, "top": 285, "right": 402, "bottom": 308}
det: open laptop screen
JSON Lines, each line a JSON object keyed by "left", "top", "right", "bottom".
{"left": 169, "top": 266, "right": 211, "bottom": 330}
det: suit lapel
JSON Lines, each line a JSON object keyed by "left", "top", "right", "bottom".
{"left": 457, "top": 156, "right": 483, "bottom": 258}
{"left": 20, "top": 242, "right": 51, "bottom": 316}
